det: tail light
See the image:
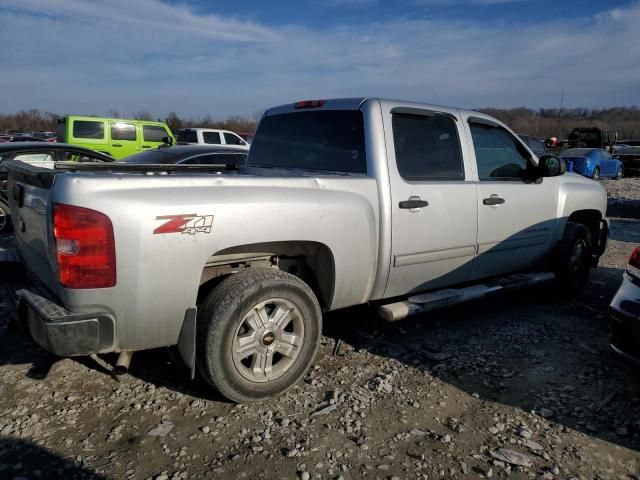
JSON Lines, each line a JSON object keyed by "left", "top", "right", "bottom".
{"left": 53, "top": 203, "right": 116, "bottom": 288}
{"left": 294, "top": 100, "right": 326, "bottom": 109}
{"left": 628, "top": 247, "right": 640, "bottom": 280}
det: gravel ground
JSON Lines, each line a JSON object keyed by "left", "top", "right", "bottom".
{"left": 601, "top": 178, "right": 640, "bottom": 201}
{"left": 1, "top": 206, "right": 640, "bottom": 479}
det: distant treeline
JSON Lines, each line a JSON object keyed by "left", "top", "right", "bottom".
{"left": 0, "top": 109, "right": 258, "bottom": 135}
{"left": 2, "top": 106, "right": 640, "bottom": 140}
{"left": 477, "top": 106, "right": 640, "bottom": 140}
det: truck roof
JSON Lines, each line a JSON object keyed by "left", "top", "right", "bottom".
{"left": 264, "top": 97, "right": 490, "bottom": 121}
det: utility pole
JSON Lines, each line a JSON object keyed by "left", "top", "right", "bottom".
{"left": 557, "top": 88, "right": 565, "bottom": 138}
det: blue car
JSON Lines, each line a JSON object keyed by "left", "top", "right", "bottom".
{"left": 560, "top": 148, "right": 624, "bottom": 180}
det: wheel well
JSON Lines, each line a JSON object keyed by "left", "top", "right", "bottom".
{"left": 198, "top": 241, "right": 335, "bottom": 309}
{"left": 567, "top": 209, "right": 602, "bottom": 244}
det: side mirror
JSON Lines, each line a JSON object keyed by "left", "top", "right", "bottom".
{"left": 538, "top": 154, "right": 566, "bottom": 177}
{"left": 162, "top": 136, "right": 174, "bottom": 146}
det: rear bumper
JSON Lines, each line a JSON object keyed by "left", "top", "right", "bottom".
{"left": 17, "top": 289, "right": 115, "bottom": 357}
{"left": 2, "top": 251, "right": 114, "bottom": 356}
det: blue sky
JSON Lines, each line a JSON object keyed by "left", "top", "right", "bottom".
{"left": 1, "top": 0, "right": 639, "bottom": 120}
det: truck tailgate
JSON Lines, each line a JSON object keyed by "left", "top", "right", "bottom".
{"left": 5, "top": 160, "right": 60, "bottom": 294}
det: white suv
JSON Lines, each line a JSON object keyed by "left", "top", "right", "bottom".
{"left": 177, "top": 128, "right": 249, "bottom": 150}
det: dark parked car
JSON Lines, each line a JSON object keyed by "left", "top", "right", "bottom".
{"left": 0, "top": 135, "right": 48, "bottom": 143}
{"left": 612, "top": 146, "right": 640, "bottom": 176}
{"left": 120, "top": 144, "right": 248, "bottom": 166}
{"left": 518, "top": 134, "right": 546, "bottom": 157}
{"left": 610, "top": 246, "right": 640, "bottom": 362}
{"left": 0, "top": 143, "right": 113, "bottom": 234}
{"left": 560, "top": 148, "right": 624, "bottom": 180}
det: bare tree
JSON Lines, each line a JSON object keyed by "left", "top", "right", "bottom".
{"left": 131, "top": 111, "right": 153, "bottom": 121}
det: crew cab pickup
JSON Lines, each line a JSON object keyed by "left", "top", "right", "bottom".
{"left": 2, "top": 98, "right": 608, "bottom": 403}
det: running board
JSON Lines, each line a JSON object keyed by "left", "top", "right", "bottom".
{"left": 378, "top": 272, "right": 555, "bottom": 322}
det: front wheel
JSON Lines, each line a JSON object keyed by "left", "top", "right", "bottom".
{"left": 592, "top": 167, "right": 601, "bottom": 181}
{"left": 553, "top": 223, "right": 592, "bottom": 295}
{"left": 615, "top": 166, "right": 624, "bottom": 180}
{"left": 197, "top": 268, "right": 322, "bottom": 403}
{"left": 0, "top": 200, "right": 12, "bottom": 234}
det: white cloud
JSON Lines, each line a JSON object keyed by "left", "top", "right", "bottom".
{"left": 0, "top": 0, "right": 638, "bottom": 117}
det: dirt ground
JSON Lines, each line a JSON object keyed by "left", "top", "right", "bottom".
{"left": 1, "top": 183, "right": 640, "bottom": 480}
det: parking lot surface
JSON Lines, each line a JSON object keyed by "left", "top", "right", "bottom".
{"left": 1, "top": 203, "right": 639, "bottom": 480}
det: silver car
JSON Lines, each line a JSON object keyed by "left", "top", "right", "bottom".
{"left": 610, "top": 246, "right": 640, "bottom": 361}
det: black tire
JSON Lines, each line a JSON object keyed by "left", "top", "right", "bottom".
{"left": 592, "top": 167, "right": 600, "bottom": 181}
{"left": 197, "top": 268, "right": 322, "bottom": 403}
{"left": 0, "top": 199, "right": 12, "bottom": 235}
{"left": 615, "top": 166, "right": 624, "bottom": 180}
{"left": 553, "top": 223, "right": 592, "bottom": 295}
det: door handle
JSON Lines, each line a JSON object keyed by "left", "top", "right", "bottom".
{"left": 142, "top": 145, "right": 151, "bottom": 149}
{"left": 399, "top": 197, "right": 429, "bottom": 210}
{"left": 483, "top": 195, "right": 505, "bottom": 206}
{"left": 112, "top": 144, "right": 122, "bottom": 147}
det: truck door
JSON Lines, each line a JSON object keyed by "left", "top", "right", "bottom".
{"left": 109, "top": 121, "right": 139, "bottom": 159}
{"left": 463, "top": 116, "right": 557, "bottom": 280}
{"left": 383, "top": 105, "right": 478, "bottom": 298}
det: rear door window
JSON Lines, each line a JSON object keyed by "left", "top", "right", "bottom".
{"left": 73, "top": 121, "right": 104, "bottom": 139}
{"left": 111, "top": 122, "right": 137, "bottom": 141}
{"left": 392, "top": 113, "right": 464, "bottom": 180}
{"left": 143, "top": 125, "right": 169, "bottom": 143}
{"left": 203, "top": 132, "right": 221, "bottom": 144}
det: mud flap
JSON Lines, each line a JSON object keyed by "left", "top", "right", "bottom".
{"left": 178, "top": 308, "right": 197, "bottom": 380}
{"left": 592, "top": 219, "right": 609, "bottom": 267}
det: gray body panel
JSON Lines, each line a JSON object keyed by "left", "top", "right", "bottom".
{"left": 8, "top": 97, "right": 607, "bottom": 354}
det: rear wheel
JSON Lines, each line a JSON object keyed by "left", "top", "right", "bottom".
{"left": 553, "top": 223, "right": 592, "bottom": 295}
{"left": 0, "top": 200, "right": 12, "bottom": 234}
{"left": 592, "top": 167, "right": 601, "bottom": 181}
{"left": 197, "top": 268, "right": 322, "bottom": 403}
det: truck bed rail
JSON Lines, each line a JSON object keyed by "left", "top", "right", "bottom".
{"left": 4, "top": 160, "right": 239, "bottom": 189}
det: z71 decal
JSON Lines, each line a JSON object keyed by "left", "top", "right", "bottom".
{"left": 154, "top": 214, "right": 214, "bottom": 235}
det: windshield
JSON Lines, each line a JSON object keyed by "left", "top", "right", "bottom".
{"left": 249, "top": 110, "right": 366, "bottom": 173}
{"left": 561, "top": 148, "right": 593, "bottom": 157}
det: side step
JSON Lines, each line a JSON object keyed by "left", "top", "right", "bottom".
{"left": 378, "top": 272, "right": 555, "bottom": 322}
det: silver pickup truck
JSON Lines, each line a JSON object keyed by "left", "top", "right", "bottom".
{"left": 2, "top": 98, "right": 608, "bottom": 403}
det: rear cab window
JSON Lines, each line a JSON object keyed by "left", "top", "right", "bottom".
{"left": 249, "top": 110, "right": 366, "bottom": 173}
